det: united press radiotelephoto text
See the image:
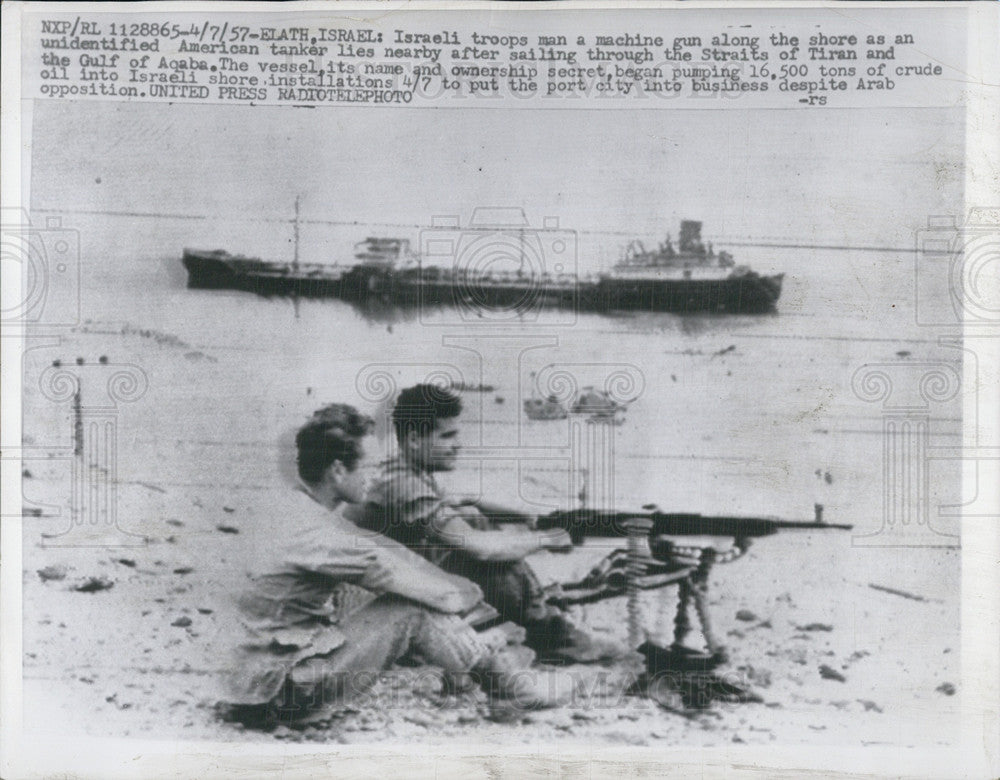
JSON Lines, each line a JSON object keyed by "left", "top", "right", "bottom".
{"left": 31, "top": 16, "right": 951, "bottom": 107}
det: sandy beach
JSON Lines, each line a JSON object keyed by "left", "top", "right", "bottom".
{"left": 19, "top": 318, "right": 961, "bottom": 749}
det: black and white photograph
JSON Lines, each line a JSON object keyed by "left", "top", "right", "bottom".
{"left": 2, "top": 2, "right": 998, "bottom": 777}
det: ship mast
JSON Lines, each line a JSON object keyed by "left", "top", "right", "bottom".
{"left": 293, "top": 195, "right": 301, "bottom": 270}
{"left": 292, "top": 195, "right": 301, "bottom": 319}
{"left": 519, "top": 225, "right": 525, "bottom": 276}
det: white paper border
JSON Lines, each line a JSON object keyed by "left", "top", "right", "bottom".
{"left": 2, "top": 2, "right": 997, "bottom": 777}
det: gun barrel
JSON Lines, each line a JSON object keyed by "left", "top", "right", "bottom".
{"left": 762, "top": 520, "right": 853, "bottom": 531}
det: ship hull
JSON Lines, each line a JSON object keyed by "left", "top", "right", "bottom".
{"left": 591, "top": 272, "right": 783, "bottom": 314}
{"left": 182, "top": 250, "right": 783, "bottom": 314}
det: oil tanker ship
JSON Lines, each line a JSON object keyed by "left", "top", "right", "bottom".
{"left": 181, "top": 219, "right": 783, "bottom": 314}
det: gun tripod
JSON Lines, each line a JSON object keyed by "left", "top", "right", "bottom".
{"left": 625, "top": 520, "right": 761, "bottom": 711}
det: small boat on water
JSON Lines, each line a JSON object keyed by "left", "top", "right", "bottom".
{"left": 571, "top": 386, "right": 627, "bottom": 417}
{"left": 524, "top": 385, "right": 630, "bottom": 424}
{"left": 524, "top": 396, "right": 570, "bottom": 421}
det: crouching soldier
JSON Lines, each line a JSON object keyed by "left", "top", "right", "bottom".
{"left": 360, "top": 384, "right": 625, "bottom": 665}
{"left": 219, "top": 404, "right": 574, "bottom": 729}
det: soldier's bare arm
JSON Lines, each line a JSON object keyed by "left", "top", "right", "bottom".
{"left": 434, "top": 515, "right": 573, "bottom": 562}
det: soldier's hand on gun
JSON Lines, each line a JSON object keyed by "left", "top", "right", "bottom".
{"left": 538, "top": 528, "right": 574, "bottom": 553}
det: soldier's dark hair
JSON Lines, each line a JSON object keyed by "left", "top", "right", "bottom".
{"left": 296, "top": 404, "right": 375, "bottom": 485}
{"left": 391, "top": 384, "right": 462, "bottom": 443}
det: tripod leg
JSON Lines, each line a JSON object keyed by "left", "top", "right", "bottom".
{"left": 690, "top": 550, "right": 727, "bottom": 663}
{"left": 626, "top": 519, "right": 653, "bottom": 651}
{"left": 671, "top": 578, "right": 693, "bottom": 651}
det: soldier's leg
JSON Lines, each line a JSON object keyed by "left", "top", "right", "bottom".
{"left": 274, "top": 598, "right": 423, "bottom": 722}
{"left": 283, "top": 598, "right": 575, "bottom": 720}
{"left": 444, "top": 554, "right": 555, "bottom": 625}
{"left": 417, "top": 612, "right": 576, "bottom": 711}
{"left": 443, "top": 555, "right": 624, "bottom": 664}
{"left": 278, "top": 596, "right": 506, "bottom": 721}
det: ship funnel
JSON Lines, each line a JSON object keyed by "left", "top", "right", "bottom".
{"left": 679, "top": 220, "right": 702, "bottom": 252}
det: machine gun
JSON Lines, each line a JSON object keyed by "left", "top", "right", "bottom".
{"left": 533, "top": 506, "right": 852, "bottom": 685}
{"left": 536, "top": 507, "right": 852, "bottom": 545}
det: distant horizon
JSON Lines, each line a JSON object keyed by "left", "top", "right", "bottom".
{"left": 30, "top": 102, "right": 963, "bottom": 251}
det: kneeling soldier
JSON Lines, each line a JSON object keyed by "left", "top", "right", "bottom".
{"left": 220, "top": 404, "right": 574, "bottom": 728}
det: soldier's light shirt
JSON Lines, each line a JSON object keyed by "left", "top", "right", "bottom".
{"left": 362, "top": 456, "right": 492, "bottom": 568}
{"left": 225, "top": 486, "right": 484, "bottom": 705}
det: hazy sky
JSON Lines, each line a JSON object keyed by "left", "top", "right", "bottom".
{"left": 31, "top": 101, "right": 963, "bottom": 253}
